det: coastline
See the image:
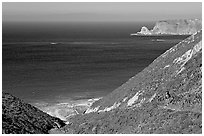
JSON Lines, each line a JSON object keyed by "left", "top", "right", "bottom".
{"left": 32, "top": 97, "right": 102, "bottom": 121}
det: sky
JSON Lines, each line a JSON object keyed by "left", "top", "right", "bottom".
{"left": 2, "top": 2, "right": 202, "bottom": 23}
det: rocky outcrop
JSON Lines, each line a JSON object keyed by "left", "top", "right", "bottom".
{"left": 137, "top": 26, "right": 152, "bottom": 35}
{"left": 57, "top": 30, "right": 202, "bottom": 134}
{"left": 2, "top": 91, "right": 66, "bottom": 134}
{"left": 131, "top": 19, "right": 201, "bottom": 35}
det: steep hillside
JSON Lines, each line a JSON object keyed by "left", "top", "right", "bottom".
{"left": 131, "top": 19, "right": 201, "bottom": 35}
{"left": 2, "top": 91, "right": 66, "bottom": 134}
{"left": 57, "top": 30, "right": 202, "bottom": 134}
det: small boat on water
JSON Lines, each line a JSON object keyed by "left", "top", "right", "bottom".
{"left": 50, "top": 42, "right": 58, "bottom": 45}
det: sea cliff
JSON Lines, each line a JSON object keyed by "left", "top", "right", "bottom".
{"left": 131, "top": 19, "right": 201, "bottom": 35}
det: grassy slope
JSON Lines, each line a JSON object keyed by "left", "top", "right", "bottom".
{"left": 57, "top": 30, "right": 202, "bottom": 134}
{"left": 2, "top": 91, "right": 66, "bottom": 134}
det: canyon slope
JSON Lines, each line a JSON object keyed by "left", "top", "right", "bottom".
{"left": 131, "top": 19, "right": 201, "bottom": 35}
{"left": 57, "top": 30, "right": 202, "bottom": 134}
{"left": 2, "top": 91, "right": 66, "bottom": 134}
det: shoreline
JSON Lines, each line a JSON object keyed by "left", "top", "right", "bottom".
{"left": 32, "top": 97, "right": 102, "bottom": 121}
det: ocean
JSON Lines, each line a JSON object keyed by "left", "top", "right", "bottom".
{"left": 2, "top": 22, "right": 189, "bottom": 105}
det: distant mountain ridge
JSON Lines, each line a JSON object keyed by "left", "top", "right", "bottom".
{"left": 131, "top": 19, "right": 201, "bottom": 36}
{"left": 56, "top": 29, "right": 202, "bottom": 133}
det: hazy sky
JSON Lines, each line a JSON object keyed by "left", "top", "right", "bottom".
{"left": 3, "top": 2, "right": 202, "bottom": 23}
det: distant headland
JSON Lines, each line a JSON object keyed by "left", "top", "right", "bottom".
{"left": 131, "top": 19, "right": 201, "bottom": 36}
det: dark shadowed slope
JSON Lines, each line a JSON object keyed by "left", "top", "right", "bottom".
{"left": 56, "top": 30, "right": 202, "bottom": 134}
{"left": 2, "top": 91, "right": 66, "bottom": 134}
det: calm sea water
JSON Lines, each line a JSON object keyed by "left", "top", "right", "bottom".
{"left": 2, "top": 22, "right": 189, "bottom": 104}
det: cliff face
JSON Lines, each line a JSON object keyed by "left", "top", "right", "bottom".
{"left": 57, "top": 30, "right": 202, "bottom": 134}
{"left": 2, "top": 92, "right": 66, "bottom": 134}
{"left": 133, "top": 19, "right": 201, "bottom": 35}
